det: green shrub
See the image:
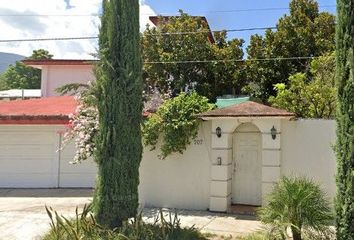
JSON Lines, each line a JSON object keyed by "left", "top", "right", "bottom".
{"left": 142, "top": 92, "right": 214, "bottom": 159}
{"left": 43, "top": 204, "right": 206, "bottom": 240}
{"left": 257, "top": 176, "right": 334, "bottom": 240}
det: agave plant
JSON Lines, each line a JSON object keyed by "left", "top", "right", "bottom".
{"left": 258, "top": 176, "right": 334, "bottom": 240}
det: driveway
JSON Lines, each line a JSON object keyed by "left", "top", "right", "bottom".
{"left": 0, "top": 189, "right": 262, "bottom": 240}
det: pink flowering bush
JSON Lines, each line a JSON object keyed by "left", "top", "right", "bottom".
{"left": 61, "top": 85, "right": 169, "bottom": 163}
{"left": 62, "top": 97, "right": 99, "bottom": 164}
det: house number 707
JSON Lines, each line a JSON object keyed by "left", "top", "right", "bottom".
{"left": 194, "top": 139, "right": 203, "bottom": 145}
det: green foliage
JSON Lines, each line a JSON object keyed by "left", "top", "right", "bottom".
{"left": 244, "top": 0, "right": 335, "bottom": 101}
{"left": 258, "top": 176, "right": 333, "bottom": 240}
{"left": 0, "top": 49, "right": 52, "bottom": 90}
{"left": 93, "top": 0, "right": 143, "bottom": 228}
{"left": 30, "top": 49, "right": 53, "bottom": 60}
{"left": 142, "top": 11, "right": 245, "bottom": 101}
{"left": 239, "top": 231, "right": 274, "bottom": 240}
{"left": 43, "top": 205, "right": 206, "bottom": 240}
{"left": 142, "top": 92, "right": 214, "bottom": 159}
{"left": 335, "top": 0, "right": 354, "bottom": 239}
{"left": 269, "top": 53, "right": 336, "bottom": 118}
{"left": 0, "top": 74, "right": 6, "bottom": 90}
{"left": 240, "top": 230, "right": 335, "bottom": 240}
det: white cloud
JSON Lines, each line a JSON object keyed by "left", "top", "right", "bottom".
{"left": 0, "top": 0, "right": 156, "bottom": 59}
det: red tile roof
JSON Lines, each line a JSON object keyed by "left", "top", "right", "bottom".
{"left": 0, "top": 96, "right": 76, "bottom": 124}
{"left": 197, "top": 101, "right": 295, "bottom": 118}
{"left": 0, "top": 96, "right": 151, "bottom": 125}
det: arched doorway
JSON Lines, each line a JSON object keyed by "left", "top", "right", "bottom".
{"left": 232, "top": 123, "right": 262, "bottom": 206}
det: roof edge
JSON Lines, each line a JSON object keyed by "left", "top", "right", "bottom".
{"left": 23, "top": 59, "right": 96, "bottom": 66}
{"left": 198, "top": 115, "right": 296, "bottom": 120}
{"left": 0, "top": 115, "right": 69, "bottom": 120}
{"left": 0, "top": 119, "right": 69, "bottom": 125}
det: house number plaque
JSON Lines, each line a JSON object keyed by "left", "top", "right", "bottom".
{"left": 193, "top": 139, "right": 203, "bottom": 145}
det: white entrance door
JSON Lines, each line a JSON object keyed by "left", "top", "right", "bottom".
{"left": 232, "top": 123, "right": 262, "bottom": 206}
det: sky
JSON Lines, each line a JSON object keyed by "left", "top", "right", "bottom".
{"left": 0, "top": 0, "right": 336, "bottom": 59}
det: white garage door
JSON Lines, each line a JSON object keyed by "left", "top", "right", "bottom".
{"left": 59, "top": 142, "right": 97, "bottom": 188}
{"left": 0, "top": 125, "right": 97, "bottom": 188}
{"left": 0, "top": 126, "right": 58, "bottom": 188}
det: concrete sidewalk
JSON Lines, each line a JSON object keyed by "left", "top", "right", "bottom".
{"left": 0, "top": 189, "right": 262, "bottom": 240}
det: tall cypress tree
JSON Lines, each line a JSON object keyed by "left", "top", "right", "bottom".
{"left": 335, "top": 0, "right": 354, "bottom": 239}
{"left": 93, "top": 0, "right": 143, "bottom": 228}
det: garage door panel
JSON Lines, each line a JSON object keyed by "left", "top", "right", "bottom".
{"left": 0, "top": 133, "right": 56, "bottom": 144}
{"left": 0, "top": 127, "right": 58, "bottom": 188}
{"left": 59, "top": 142, "right": 97, "bottom": 187}
{"left": 60, "top": 158, "right": 97, "bottom": 173}
{"left": 0, "top": 174, "right": 55, "bottom": 188}
{"left": 0, "top": 144, "right": 54, "bottom": 157}
{"left": 0, "top": 126, "right": 97, "bottom": 188}
{"left": 59, "top": 173, "right": 96, "bottom": 188}
{"left": 0, "top": 159, "right": 53, "bottom": 173}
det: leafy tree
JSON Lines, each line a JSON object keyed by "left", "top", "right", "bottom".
{"left": 142, "top": 11, "right": 244, "bottom": 101}
{"left": 245, "top": 0, "right": 335, "bottom": 101}
{"left": 142, "top": 92, "right": 214, "bottom": 159}
{"left": 93, "top": 0, "right": 143, "bottom": 228}
{"left": 208, "top": 31, "right": 245, "bottom": 100}
{"left": 0, "top": 74, "right": 6, "bottom": 90}
{"left": 269, "top": 53, "right": 336, "bottom": 118}
{"left": 335, "top": 0, "right": 354, "bottom": 238}
{"left": 259, "top": 176, "right": 333, "bottom": 240}
{"left": 0, "top": 49, "right": 52, "bottom": 90}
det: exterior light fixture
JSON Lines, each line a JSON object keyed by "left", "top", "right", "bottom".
{"left": 216, "top": 127, "right": 222, "bottom": 138}
{"left": 271, "top": 126, "right": 277, "bottom": 140}
{"left": 217, "top": 157, "right": 222, "bottom": 165}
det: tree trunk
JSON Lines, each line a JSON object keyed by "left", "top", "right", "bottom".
{"left": 335, "top": 0, "right": 354, "bottom": 239}
{"left": 93, "top": 0, "right": 143, "bottom": 229}
{"left": 291, "top": 226, "right": 302, "bottom": 240}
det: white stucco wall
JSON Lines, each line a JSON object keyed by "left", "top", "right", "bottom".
{"left": 139, "top": 121, "right": 212, "bottom": 210}
{"left": 281, "top": 119, "right": 336, "bottom": 201}
{"left": 0, "top": 119, "right": 337, "bottom": 210}
{"left": 41, "top": 65, "right": 95, "bottom": 97}
{"left": 0, "top": 122, "right": 211, "bottom": 210}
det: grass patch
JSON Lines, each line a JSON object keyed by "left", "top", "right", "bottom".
{"left": 42, "top": 204, "right": 207, "bottom": 240}
{"left": 238, "top": 231, "right": 271, "bottom": 240}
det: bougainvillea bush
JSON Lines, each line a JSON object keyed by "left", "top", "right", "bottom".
{"left": 62, "top": 99, "right": 99, "bottom": 163}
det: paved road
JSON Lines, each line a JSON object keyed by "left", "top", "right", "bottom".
{"left": 0, "top": 189, "right": 262, "bottom": 240}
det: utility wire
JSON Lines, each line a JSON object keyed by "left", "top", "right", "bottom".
{"left": 0, "top": 26, "right": 278, "bottom": 42}
{"left": 145, "top": 27, "right": 277, "bottom": 36}
{"left": 0, "top": 36, "right": 98, "bottom": 43}
{"left": 0, "top": 5, "right": 336, "bottom": 17}
{"left": 199, "top": 4, "right": 336, "bottom": 13}
{"left": 144, "top": 56, "right": 317, "bottom": 64}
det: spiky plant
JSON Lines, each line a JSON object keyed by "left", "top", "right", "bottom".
{"left": 258, "top": 176, "right": 333, "bottom": 240}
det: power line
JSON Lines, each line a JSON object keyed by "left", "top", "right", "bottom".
{"left": 0, "top": 36, "right": 98, "bottom": 43}
{"left": 0, "top": 14, "right": 101, "bottom": 17}
{"left": 145, "top": 27, "right": 277, "bottom": 36}
{"left": 0, "top": 26, "right": 279, "bottom": 43}
{"left": 200, "top": 4, "right": 336, "bottom": 13}
{"left": 0, "top": 5, "right": 336, "bottom": 17}
{"left": 144, "top": 56, "right": 317, "bottom": 64}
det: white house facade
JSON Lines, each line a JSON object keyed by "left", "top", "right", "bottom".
{"left": 0, "top": 59, "right": 337, "bottom": 213}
